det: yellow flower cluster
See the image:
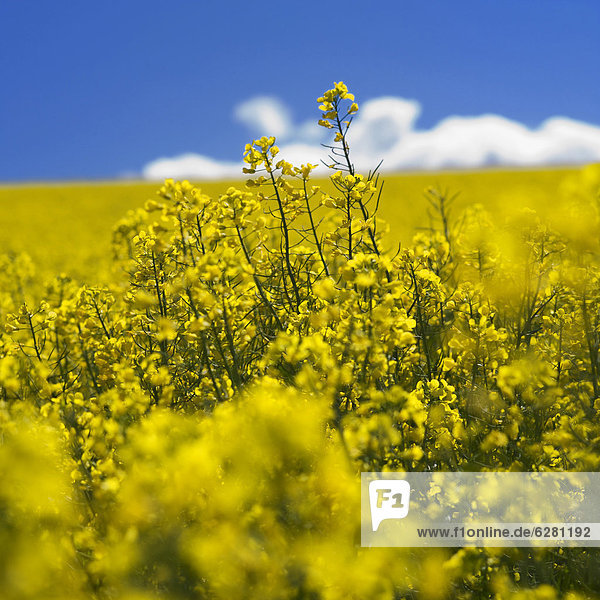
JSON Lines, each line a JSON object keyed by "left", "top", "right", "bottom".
{"left": 317, "top": 81, "right": 358, "bottom": 130}
{"left": 0, "top": 82, "right": 600, "bottom": 599}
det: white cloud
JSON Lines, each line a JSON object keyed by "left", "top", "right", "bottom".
{"left": 143, "top": 95, "right": 600, "bottom": 180}
{"left": 143, "top": 154, "right": 242, "bottom": 181}
{"left": 234, "top": 96, "right": 293, "bottom": 139}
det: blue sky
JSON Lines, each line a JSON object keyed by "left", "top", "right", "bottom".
{"left": 1, "top": 0, "right": 599, "bottom": 181}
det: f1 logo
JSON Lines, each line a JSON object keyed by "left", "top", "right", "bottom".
{"left": 369, "top": 479, "right": 411, "bottom": 531}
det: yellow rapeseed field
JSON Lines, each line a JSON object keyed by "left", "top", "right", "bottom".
{"left": 0, "top": 168, "right": 575, "bottom": 282}
{"left": 1, "top": 81, "right": 600, "bottom": 599}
